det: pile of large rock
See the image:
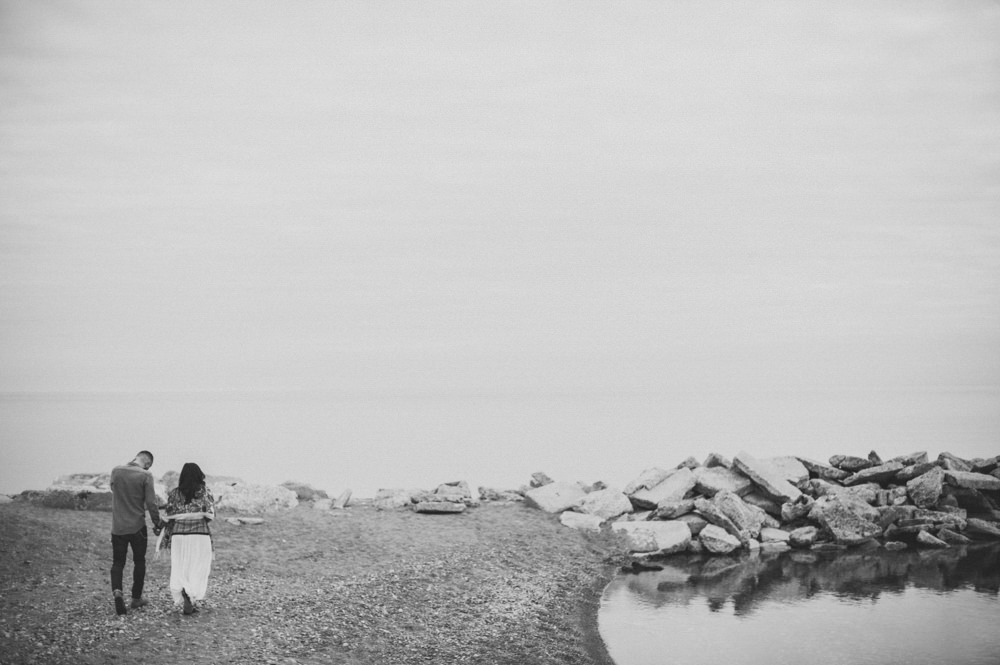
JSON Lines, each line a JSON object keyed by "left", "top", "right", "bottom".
{"left": 373, "top": 481, "right": 485, "bottom": 513}
{"left": 528, "top": 450, "right": 1000, "bottom": 558}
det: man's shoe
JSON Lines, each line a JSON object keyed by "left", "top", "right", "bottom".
{"left": 182, "top": 589, "right": 194, "bottom": 615}
{"left": 130, "top": 597, "right": 149, "bottom": 610}
{"left": 113, "top": 591, "right": 127, "bottom": 616}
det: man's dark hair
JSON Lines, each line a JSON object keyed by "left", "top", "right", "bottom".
{"left": 178, "top": 462, "right": 206, "bottom": 503}
{"left": 137, "top": 450, "right": 154, "bottom": 465}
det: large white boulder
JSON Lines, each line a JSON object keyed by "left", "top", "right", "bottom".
{"left": 372, "top": 488, "right": 413, "bottom": 510}
{"left": 611, "top": 520, "right": 691, "bottom": 554}
{"left": 629, "top": 467, "right": 696, "bottom": 509}
{"left": 699, "top": 524, "right": 741, "bottom": 554}
{"left": 214, "top": 483, "right": 298, "bottom": 514}
{"left": 694, "top": 466, "right": 752, "bottom": 497}
{"left": 733, "top": 451, "right": 802, "bottom": 503}
{"left": 574, "top": 488, "right": 633, "bottom": 520}
{"left": 525, "top": 481, "right": 588, "bottom": 513}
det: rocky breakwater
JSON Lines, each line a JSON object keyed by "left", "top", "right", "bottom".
{"left": 525, "top": 450, "right": 1000, "bottom": 561}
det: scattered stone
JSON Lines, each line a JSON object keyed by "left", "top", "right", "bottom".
{"left": 703, "top": 453, "right": 732, "bottom": 469}
{"left": 937, "top": 527, "right": 972, "bottom": 545}
{"left": 524, "top": 482, "right": 588, "bottom": 513}
{"left": 414, "top": 501, "right": 466, "bottom": 514}
{"left": 843, "top": 461, "right": 904, "bottom": 487}
{"left": 610, "top": 520, "right": 691, "bottom": 554}
{"left": 965, "top": 518, "right": 1000, "bottom": 539}
{"left": 694, "top": 497, "right": 746, "bottom": 545}
{"left": 674, "top": 512, "right": 709, "bottom": 536}
{"left": 373, "top": 489, "right": 413, "bottom": 510}
{"left": 760, "top": 527, "right": 790, "bottom": 543}
{"left": 333, "top": 489, "right": 353, "bottom": 509}
{"left": 699, "top": 524, "right": 741, "bottom": 554}
{"left": 529, "top": 472, "right": 554, "bottom": 488}
{"left": 559, "top": 511, "right": 604, "bottom": 532}
{"left": 828, "top": 455, "right": 874, "bottom": 473}
{"left": 943, "top": 470, "right": 1000, "bottom": 491}
{"left": 906, "top": 466, "right": 945, "bottom": 509}
{"left": 623, "top": 468, "right": 673, "bottom": 495}
{"left": 712, "top": 491, "right": 767, "bottom": 541}
{"left": 891, "top": 451, "right": 929, "bottom": 466}
{"left": 767, "top": 456, "right": 810, "bottom": 485}
{"left": 884, "top": 541, "right": 907, "bottom": 551}
{"left": 574, "top": 488, "right": 633, "bottom": 520}
{"left": 796, "top": 457, "right": 851, "bottom": 482}
{"left": 649, "top": 499, "right": 695, "bottom": 520}
{"left": 675, "top": 457, "right": 700, "bottom": 470}
{"left": 943, "top": 486, "right": 996, "bottom": 514}
{"left": 895, "top": 462, "right": 938, "bottom": 483}
{"left": 215, "top": 483, "right": 298, "bottom": 514}
{"left": 733, "top": 451, "right": 802, "bottom": 503}
{"left": 693, "top": 466, "right": 752, "bottom": 497}
{"left": 972, "top": 455, "right": 1000, "bottom": 475}
{"left": 280, "top": 481, "right": 329, "bottom": 502}
{"left": 916, "top": 531, "right": 949, "bottom": 548}
{"left": 629, "top": 467, "right": 696, "bottom": 510}
{"left": 742, "top": 491, "right": 783, "bottom": 517}
{"left": 781, "top": 495, "right": 815, "bottom": 523}
{"left": 937, "top": 452, "right": 973, "bottom": 472}
{"left": 478, "top": 487, "right": 523, "bottom": 502}
{"left": 810, "top": 496, "right": 882, "bottom": 545}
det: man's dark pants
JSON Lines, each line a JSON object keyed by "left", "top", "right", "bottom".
{"left": 111, "top": 527, "right": 148, "bottom": 599}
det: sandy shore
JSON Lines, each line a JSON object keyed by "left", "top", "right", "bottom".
{"left": 0, "top": 501, "right": 620, "bottom": 665}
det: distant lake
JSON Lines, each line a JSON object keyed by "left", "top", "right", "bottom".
{"left": 599, "top": 544, "right": 1000, "bottom": 665}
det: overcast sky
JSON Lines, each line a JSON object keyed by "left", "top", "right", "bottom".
{"left": 2, "top": 1, "right": 998, "bottom": 494}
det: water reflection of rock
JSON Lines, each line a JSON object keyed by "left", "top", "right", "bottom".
{"left": 620, "top": 543, "right": 1000, "bottom": 615}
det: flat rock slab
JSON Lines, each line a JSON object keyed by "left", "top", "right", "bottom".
{"left": 944, "top": 470, "right": 1000, "bottom": 491}
{"left": 414, "top": 501, "right": 466, "bottom": 514}
{"left": 766, "top": 456, "right": 810, "bottom": 484}
{"left": 966, "top": 518, "right": 1000, "bottom": 539}
{"left": 699, "top": 524, "right": 741, "bottom": 554}
{"left": 623, "top": 467, "right": 673, "bottom": 495}
{"left": 575, "top": 488, "right": 633, "bottom": 520}
{"left": 611, "top": 520, "right": 692, "bottom": 554}
{"left": 694, "top": 466, "right": 752, "bottom": 497}
{"left": 630, "top": 467, "right": 696, "bottom": 509}
{"left": 844, "top": 461, "right": 904, "bottom": 486}
{"left": 907, "top": 466, "right": 946, "bottom": 509}
{"left": 796, "top": 457, "right": 851, "bottom": 482}
{"left": 733, "top": 451, "right": 802, "bottom": 503}
{"left": 524, "top": 481, "right": 588, "bottom": 513}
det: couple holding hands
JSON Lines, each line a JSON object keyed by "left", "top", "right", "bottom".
{"left": 109, "top": 451, "right": 214, "bottom": 616}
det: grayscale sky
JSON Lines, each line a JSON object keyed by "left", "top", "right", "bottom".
{"left": 1, "top": 1, "right": 998, "bottom": 495}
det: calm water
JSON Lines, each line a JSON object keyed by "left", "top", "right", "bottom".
{"left": 599, "top": 544, "right": 1000, "bottom": 665}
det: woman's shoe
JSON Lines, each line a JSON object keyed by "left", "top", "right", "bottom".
{"left": 182, "top": 590, "right": 194, "bottom": 615}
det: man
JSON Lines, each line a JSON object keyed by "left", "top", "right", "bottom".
{"left": 110, "top": 450, "right": 163, "bottom": 615}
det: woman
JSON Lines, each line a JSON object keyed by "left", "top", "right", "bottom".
{"left": 162, "top": 462, "right": 215, "bottom": 615}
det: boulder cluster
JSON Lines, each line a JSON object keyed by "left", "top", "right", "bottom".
{"left": 525, "top": 450, "right": 1000, "bottom": 558}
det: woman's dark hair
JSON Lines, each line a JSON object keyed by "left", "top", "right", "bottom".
{"left": 177, "top": 462, "right": 206, "bottom": 503}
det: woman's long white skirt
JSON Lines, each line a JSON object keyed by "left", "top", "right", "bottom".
{"left": 169, "top": 534, "right": 213, "bottom": 604}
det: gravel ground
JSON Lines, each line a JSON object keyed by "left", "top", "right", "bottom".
{"left": 0, "top": 501, "right": 621, "bottom": 665}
